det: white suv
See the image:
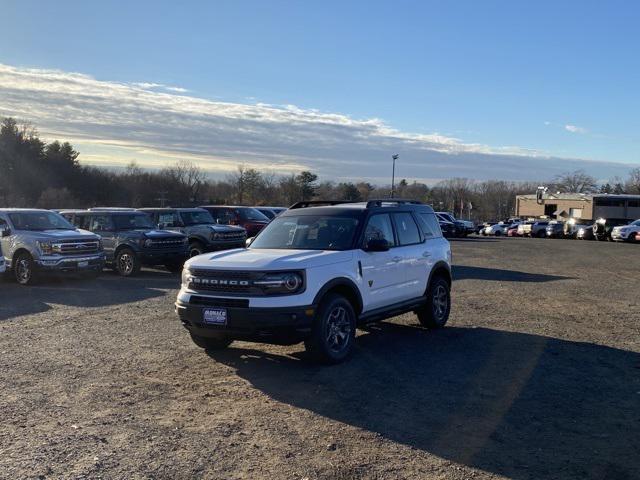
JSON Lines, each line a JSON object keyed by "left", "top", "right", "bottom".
{"left": 175, "top": 200, "right": 452, "bottom": 363}
{"left": 611, "top": 219, "right": 640, "bottom": 242}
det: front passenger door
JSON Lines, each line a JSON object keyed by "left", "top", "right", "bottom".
{"left": 89, "top": 214, "right": 117, "bottom": 261}
{"left": 359, "top": 213, "right": 406, "bottom": 311}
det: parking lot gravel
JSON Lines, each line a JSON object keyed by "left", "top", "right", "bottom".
{"left": 1, "top": 237, "right": 639, "bottom": 480}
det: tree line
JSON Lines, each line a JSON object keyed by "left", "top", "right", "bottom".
{"left": 1, "top": 117, "right": 639, "bottom": 221}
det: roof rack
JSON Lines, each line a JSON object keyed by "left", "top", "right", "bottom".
{"left": 365, "top": 199, "right": 423, "bottom": 208}
{"left": 289, "top": 200, "right": 355, "bottom": 210}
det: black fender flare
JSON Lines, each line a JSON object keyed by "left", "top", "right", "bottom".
{"left": 427, "top": 261, "right": 452, "bottom": 291}
{"left": 312, "top": 277, "right": 363, "bottom": 315}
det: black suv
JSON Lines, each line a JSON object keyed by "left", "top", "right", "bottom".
{"left": 61, "top": 209, "right": 189, "bottom": 276}
{"left": 139, "top": 208, "right": 246, "bottom": 257}
{"left": 592, "top": 217, "right": 629, "bottom": 241}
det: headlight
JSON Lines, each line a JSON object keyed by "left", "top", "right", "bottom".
{"left": 254, "top": 271, "right": 304, "bottom": 294}
{"left": 143, "top": 238, "right": 153, "bottom": 247}
{"left": 181, "top": 268, "right": 192, "bottom": 288}
{"left": 596, "top": 218, "right": 606, "bottom": 224}
{"left": 211, "top": 232, "right": 221, "bottom": 240}
{"left": 37, "top": 241, "right": 53, "bottom": 254}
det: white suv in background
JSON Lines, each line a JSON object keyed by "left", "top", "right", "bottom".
{"left": 611, "top": 219, "right": 640, "bottom": 241}
{"left": 176, "top": 200, "right": 452, "bottom": 364}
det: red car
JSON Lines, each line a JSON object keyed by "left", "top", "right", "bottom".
{"left": 199, "top": 205, "right": 270, "bottom": 238}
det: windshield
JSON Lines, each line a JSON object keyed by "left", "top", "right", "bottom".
{"left": 8, "top": 211, "right": 75, "bottom": 231}
{"left": 238, "top": 208, "right": 270, "bottom": 222}
{"left": 113, "top": 214, "right": 155, "bottom": 230}
{"left": 630, "top": 219, "right": 640, "bottom": 226}
{"left": 250, "top": 215, "right": 359, "bottom": 250}
{"left": 180, "top": 210, "right": 215, "bottom": 226}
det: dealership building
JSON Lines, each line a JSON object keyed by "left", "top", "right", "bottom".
{"left": 515, "top": 193, "right": 640, "bottom": 221}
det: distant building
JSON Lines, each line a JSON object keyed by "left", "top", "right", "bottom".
{"left": 515, "top": 193, "right": 640, "bottom": 221}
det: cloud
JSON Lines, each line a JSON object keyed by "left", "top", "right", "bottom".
{"left": 0, "top": 63, "right": 635, "bottom": 183}
{"left": 565, "top": 124, "right": 587, "bottom": 134}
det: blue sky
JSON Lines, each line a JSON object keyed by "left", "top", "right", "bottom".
{"left": 0, "top": 0, "right": 638, "bottom": 183}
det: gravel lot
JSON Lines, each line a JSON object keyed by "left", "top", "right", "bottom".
{"left": 1, "top": 237, "right": 639, "bottom": 480}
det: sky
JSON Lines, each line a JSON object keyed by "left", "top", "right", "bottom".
{"left": 0, "top": 0, "right": 639, "bottom": 184}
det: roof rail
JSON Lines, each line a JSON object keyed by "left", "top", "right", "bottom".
{"left": 365, "top": 199, "right": 423, "bottom": 208}
{"left": 288, "top": 200, "right": 355, "bottom": 210}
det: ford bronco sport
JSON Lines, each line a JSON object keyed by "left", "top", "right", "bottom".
{"left": 61, "top": 209, "right": 188, "bottom": 276}
{"left": 0, "top": 209, "right": 106, "bottom": 285}
{"left": 139, "top": 208, "right": 246, "bottom": 256}
{"left": 176, "top": 199, "right": 452, "bottom": 364}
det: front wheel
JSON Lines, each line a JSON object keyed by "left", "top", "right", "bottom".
{"left": 417, "top": 276, "right": 451, "bottom": 329}
{"left": 190, "top": 333, "right": 233, "bottom": 351}
{"left": 115, "top": 248, "right": 141, "bottom": 277}
{"left": 14, "top": 252, "right": 37, "bottom": 285}
{"left": 305, "top": 293, "right": 356, "bottom": 364}
{"left": 189, "top": 241, "right": 205, "bottom": 258}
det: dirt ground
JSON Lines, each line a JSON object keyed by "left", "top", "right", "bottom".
{"left": 1, "top": 237, "right": 639, "bottom": 480}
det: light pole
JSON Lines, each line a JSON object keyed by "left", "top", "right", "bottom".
{"left": 390, "top": 154, "right": 399, "bottom": 198}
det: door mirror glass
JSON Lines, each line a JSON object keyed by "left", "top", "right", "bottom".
{"left": 1, "top": 227, "right": 10, "bottom": 237}
{"left": 364, "top": 238, "right": 390, "bottom": 252}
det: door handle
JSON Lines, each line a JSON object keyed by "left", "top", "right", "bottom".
{"left": 392, "top": 256, "right": 402, "bottom": 263}
{"left": 422, "top": 251, "right": 431, "bottom": 257}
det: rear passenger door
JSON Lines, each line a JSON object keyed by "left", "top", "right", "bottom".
{"left": 391, "top": 212, "right": 429, "bottom": 299}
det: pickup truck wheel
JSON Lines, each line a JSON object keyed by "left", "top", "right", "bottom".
{"left": 417, "top": 276, "right": 451, "bottom": 329}
{"left": 537, "top": 230, "right": 546, "bottom": 238}
{"left": 305, "top": 293, "right": 356, "bottom": 364}
{"left": 189, "top": 241, "right": 205, "bottom": 258}
{"left": 190, "top": 333, "right": 233, "bottom": 351}
{"left": 14, "top": 252, "right": 37, "bottom": 285}
{"left": 115, "top": 248, "right": 140, "bottom": 277}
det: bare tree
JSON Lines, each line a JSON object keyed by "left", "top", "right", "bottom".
{"left": 626, "top": 167, "right": 640, "bottom": 194}
{"left": 551, "top": 170, "right": 598, "bottom": 193}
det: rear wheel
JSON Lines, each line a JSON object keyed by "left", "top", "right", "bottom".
{"left": 190, "top": 333, "right": 233, "bottom": 351}
{"left": 305, "top": 293, "right": 356, "bottom": 364}
{"left": 14, "top": 252, "right": 37, "bottom": 285}
{"left": 417, "top": 276, "right": 451, "bottom": 329}
{"left": 115, "top": 248, "right": 141, "bottom": 277}
{"left": 494, "top": 230, "right": 501, "bottom": 236}
{"left": 537, "top": 230, "right": 546, "bottom": 238}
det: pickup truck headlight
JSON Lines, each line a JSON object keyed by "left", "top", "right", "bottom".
{"left": 143, "top": 238, "right": 153, "bottom": 247}
{"left": 211, "top": 232, "right": 221, "bottom": 240}
{"left": 37, "top": 241, "right": 53, "bottom": 254}
{"left": 181, "top": 268, "right": 192, "bottom": 288}
{"left": 254, "top": 271, "right": 304, "bottom": 294}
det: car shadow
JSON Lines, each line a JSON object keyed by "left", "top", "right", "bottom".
{"left": 449, "top": 237, "right": 499, "bottom": 242}
{"left": 208, "top": 324, "right": 640, "bottom": 480}
{"left": 452, "top": 265, "right": 572, "bottom": 283}
{"left": 0, "top": 269, "right": 179, "bottom": 321}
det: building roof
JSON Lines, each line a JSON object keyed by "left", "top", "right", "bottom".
{"left": 516, "top": 193, "right": 592, "bottom": 201}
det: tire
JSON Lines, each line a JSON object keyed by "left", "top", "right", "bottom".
{"left": 189, "top": 240, "right": 205, "bottom": 258}
{"left": 165, "top": 261, "right": 184, "bottom": 274}
{"left": 190, "top": 333, "right": 233, "bottom": 351}
{"left": 494, "top": 230, "right": 501, "bottom": 236}
{"left": 304, "top": 293, "right": 356, "bottom": 364}
{"left": 537, "top": 230, "right": 546, "bottom": 238}
{"left": 13, "top": 252, "right": 38, "bottom": 285}
{"left": 417, "top": 276, "right": 451, "bottom": 329}
{"left": 114, "top": 248, "right": 141, "bottom": 277}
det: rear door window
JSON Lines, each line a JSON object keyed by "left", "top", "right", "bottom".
{"left": 392, "top": 212, "right": 422, "bottom": 245}
{"left": 417, "top": 213, "right": 442, "bottom": 238}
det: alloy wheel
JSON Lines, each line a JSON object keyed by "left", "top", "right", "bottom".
{"left": 118, "top": 253, "right": 134, "bottom": 275}
{"left": 325, "top": 306, "right": 352, "bottom": 354}
{"left": 432, "top": 284, "right": 449, "bottom": 321}
{"left": 16, "top": 258, "right": 31, "bottom": 284}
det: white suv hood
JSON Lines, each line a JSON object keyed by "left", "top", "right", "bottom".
{"left": 186, "top": 248, "right": 353, "bottom": 271}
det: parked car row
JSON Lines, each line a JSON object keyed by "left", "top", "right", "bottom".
{"left": 1, "top": 205, "right": 287, "bottom": 285}
{"left": 477, "top": 216, "right": 640, "bottom": 243}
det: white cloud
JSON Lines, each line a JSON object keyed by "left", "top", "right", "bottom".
{"left": 0, "top": 63, "right": 634, "bottom": 182}
{"left": 565, "top": 124, "right": 587, "bottom": 134}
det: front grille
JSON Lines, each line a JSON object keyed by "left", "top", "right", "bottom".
{"left": 188, "top": 270, "right": 264, "bottom": 295}
{"left": 146, "top": 238, "right": 185, "bottom": 249}
{"left": 53, "top": 239, "right": 100, "bottom": 255}
{"left": 190, "top": 296, "right": 249, "bottom": 308}
{"left": 218, "top": 232, "right": 245, "bottom": 240}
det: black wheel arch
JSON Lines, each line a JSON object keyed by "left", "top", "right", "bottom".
{"left": 428, "top": 261, "right": 452, "bottom": 291}
{"left": 11, "top": 248, "right": 34, "bottom": 269}
{"left": 313, "top": 277, "right": 363, "bottom": 316}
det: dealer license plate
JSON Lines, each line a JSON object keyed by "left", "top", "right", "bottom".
{"left": 203, "top": 308, "right": 227, "bottom": 325}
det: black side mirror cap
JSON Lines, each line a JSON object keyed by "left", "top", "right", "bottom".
{"left": 363, "top": 238, "right": 390, "bottom": 252}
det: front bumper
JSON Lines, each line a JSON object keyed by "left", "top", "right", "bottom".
{"left": 611, "top": 230, "right": 633, "bottom": 241}
{"left": 36, "top": 253, "right": 106, "bottom": 272}
{"left": 175, "top": 299, "right": 316, "bottom": 344}
{"left": 139, "top": 247, "right": 189, "bottom": 265}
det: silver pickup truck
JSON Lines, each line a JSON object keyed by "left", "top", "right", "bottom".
{"left": 0, "top": 209, "right": 106, "bottom": 285}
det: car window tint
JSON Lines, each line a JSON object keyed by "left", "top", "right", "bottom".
{"left": 417, "top": 213, "right": 442, "bottom": 238}
{"left": 364, "top": 214, "right": 395, "bottom": 247}
{"left": 89, "top": 215, "right": 113, "bottom": 231}
{"left": 159, "top": 212, "right": 179, "bottom": 226}
{"left": 393, "top": 212, "right": 421, "bottom": 245}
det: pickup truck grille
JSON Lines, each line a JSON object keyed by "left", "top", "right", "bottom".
{"left": 53, "top": 239, "right": 100, "bottom": 255}
{"left": 217, "top": 232, "right": 246, "bottom": 240}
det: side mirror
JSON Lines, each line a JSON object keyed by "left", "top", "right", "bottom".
{"left": 245, "top": 237, "right": 254, "bottom": 247}
{"left": 1, "top": 227, "right": 10, "bottom": 238}
{"left": 363, "top": 238, "right": 390, "bottom": 252}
